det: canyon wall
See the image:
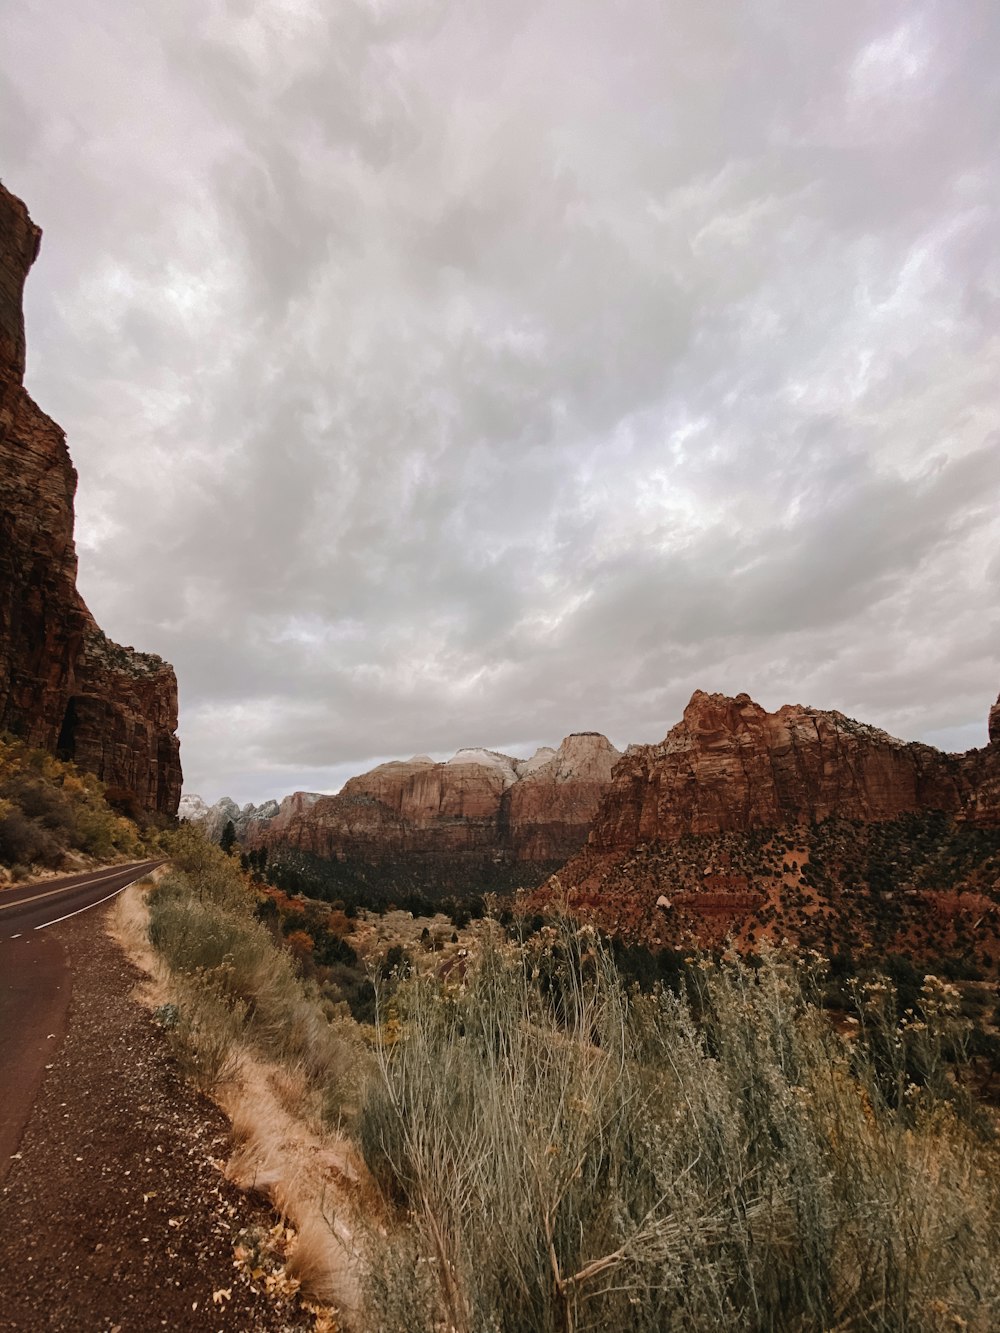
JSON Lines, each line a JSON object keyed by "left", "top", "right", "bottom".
{"left": 586, "top": 690, "right": 970, "bottom": 853}
{"left": 549, "top": 690, "right": 1000, "bottom": 955}
{"left": 253, "top": 733, "right": 620, "bottom": 897}
{"left": 0, "top": 182, "right": 181, "bottom": 813}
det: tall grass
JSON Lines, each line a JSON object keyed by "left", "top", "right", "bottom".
{"left": 147, "top": 827, "right": 360, "bottom": 1125}
{"left": 359, "top": 923, "right": 1000, "bottom": 1333}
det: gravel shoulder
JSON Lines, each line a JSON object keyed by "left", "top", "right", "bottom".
{"left": 0, "top": 898, "right": 313, "bottom": 1333}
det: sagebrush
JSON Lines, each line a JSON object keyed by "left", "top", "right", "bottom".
{"left": 360, "top": 924, "right": 1000, "bottom": 1333}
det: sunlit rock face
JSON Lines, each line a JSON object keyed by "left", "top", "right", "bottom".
{"left": 256, "top": 733, "right": 621, "bottom": 896}
{"left": 0, "top": 182, "right": 181, "bottom": 813}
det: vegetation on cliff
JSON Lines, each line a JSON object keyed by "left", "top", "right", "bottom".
{"left": 0, "top": 734, "right": 149, "bottom": 875}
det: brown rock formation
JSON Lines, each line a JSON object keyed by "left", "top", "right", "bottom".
{"left": 587, "top": 690, "right": 966, "bottom": 853}
{"left": 509, "top": 733, "right": 622, "bottom": 862}
{"left": 0, "top": 182, "right": 180, "bottom": 813}
{"left": 259, "top": 734, "right": 620, "bottom": 898}
{"left": 548, "top": 690, "right": 1000, "bottom": 957}
{"left": 961, "top": 693, "right": 1000, "bottom": 827}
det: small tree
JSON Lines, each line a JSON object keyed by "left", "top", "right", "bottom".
{"left": 219, "top": 819, "right": 236, "bottom": 856}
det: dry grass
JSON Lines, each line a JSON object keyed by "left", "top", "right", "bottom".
{"left": 116, "top": 831, "right": 1000, "bottom": 1332}
{"left": 359, "top": 923, "right": 1000, "bottom": 1333}
{"left": 111, "top": 832, "right": 374, "bottom": 1328}
{"left": 219, "top": 1060, "right": 367, "bottom": 1317}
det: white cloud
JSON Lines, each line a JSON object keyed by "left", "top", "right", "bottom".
{"left": 2, "top": 0, "right": 997, "bottom": 803}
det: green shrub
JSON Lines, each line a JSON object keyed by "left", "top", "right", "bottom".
{"left": 0, "top": 734, "right": 144, "bottom": 869}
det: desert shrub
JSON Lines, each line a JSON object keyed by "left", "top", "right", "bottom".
{"left": 0, "top": 734, "right": 144, "bottom": 869}
{"left": 359, "top": 925, "right": 1000, "bottom": 1333}
{"left": 148, "top": 828, "right": 363, "bottom": 1125}
{"left": 0, "top": 806, "right": 62, "bottom": 865}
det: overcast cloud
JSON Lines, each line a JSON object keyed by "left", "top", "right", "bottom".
{"left": 3, "top": 0, "right": 998, "bottom": 803}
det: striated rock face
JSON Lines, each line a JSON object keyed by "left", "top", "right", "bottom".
{"left": 260, "top": 733, "right": 621, "bottom": 897}
{"left": 555, "top": 689, "right": 1000, "bottom": 916}
{"left": 0, "top": 182, "right": 181, "bottom": 813}
{"left": 509, "top": 733, "right": 623, "bottom": 862}
{"left": 587, "top": 690, "right": 967, "bottom": 853}
{"left": 532, "top": 689, "right": 1000, "bottom": 962}
{"left": 961, "top": 693, "right": 1000, "bottom": 827}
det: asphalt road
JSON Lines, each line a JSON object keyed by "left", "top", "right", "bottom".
{"left": 0, "top": 858, "right": 164, "bottom": 1182}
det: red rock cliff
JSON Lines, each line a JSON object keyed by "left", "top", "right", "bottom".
{"left": 258, "top": 734, "right": 620, "bottom": 895}
{"left": 546, "top": 689, "right": 1000, "bottom": 957}
{"left": 588, "top": 690, "right": 968, "bottom": 852}
{"left": 0, "top": 182, "right": 181, "bottom": 813}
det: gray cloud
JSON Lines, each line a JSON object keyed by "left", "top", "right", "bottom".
{"left": 2, "top": 0, "right": 998, "bottom": 803}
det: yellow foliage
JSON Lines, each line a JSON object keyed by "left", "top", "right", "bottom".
{"left": 0, "top": 732, "right": 148, "bottom": 869}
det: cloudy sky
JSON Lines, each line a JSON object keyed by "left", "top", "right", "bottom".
{"left": 3, "top": 0, "right": 998, "bottom": 804}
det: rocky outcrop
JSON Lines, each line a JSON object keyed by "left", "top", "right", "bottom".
{"left": 961, "top": 692, "right": 1000, "bottom": 827}
{"left": 587, "top": 691, "right": 968, "bottom": 852}
{"left": 259, "top": 733, "right": 620, "bottom": 897}
{"left": 519, "top": 690, "right": 1000, "bottom": 962}
{"left": 180, "top": 791, "right": 321, "bottom": 843}
{"left": 0, "top": 182, "right": 181, "bottom": 813}
{"left": 554, "top": 689, "right": 1000, "bottom": 920}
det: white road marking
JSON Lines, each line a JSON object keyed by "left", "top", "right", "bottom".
{"left": 0, "top": 862, "right": 157, "bottom": 914}
{"left": 9, "top": 933, "right": 21, "bottom": 939}
{"left": 33, "top": 871, "right": 155, "bottom": 931}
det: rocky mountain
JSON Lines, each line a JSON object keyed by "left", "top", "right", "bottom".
{"left": 587, "top": 690, "right": 969, "bottom": 849}
{"left": 0, "top": 182, "right": 181, "bottom": 814}
{"left": 256, "top": 733, "right": 621, "bottom": 900}
{"left": 179, "top": 791, "right": 321, "bottom": 843}
{"left": 540, "top": 689, "right": 1000, "bottom": 961}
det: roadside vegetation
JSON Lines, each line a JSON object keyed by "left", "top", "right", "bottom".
{"left": 146, "top": 827, "right": 362, "bottom": 1126}
{"left": 0, "top": 733, "right": 150, "bottom": 877}
{"left": 140, "top": 828, "right": 1000, "bottom": 1332}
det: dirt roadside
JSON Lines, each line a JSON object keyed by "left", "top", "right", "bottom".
{"left": 0, "top": 898, "right": 315, "bottom": 1333}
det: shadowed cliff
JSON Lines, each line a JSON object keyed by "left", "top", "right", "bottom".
{"left": 0, "top": 182, "right": 181, "bottom": 814}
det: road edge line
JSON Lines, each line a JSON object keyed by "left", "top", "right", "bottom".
{"left": 33, "top": 872, "right": 157, "bottom": 932}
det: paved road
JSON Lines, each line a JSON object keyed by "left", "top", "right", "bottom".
{"left": 0, "top": 859, "right": 164, "bottom": 1182}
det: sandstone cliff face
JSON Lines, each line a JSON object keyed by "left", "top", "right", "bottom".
{"left": 180, "top": 791, "right": 321, "bottom": 842}
{"left": 0, "top": 182, "right": 181, "bottom": 813}
{"left": 588, "top": 690, "right": 968, "bottom": 852}
{"left": 961, "top": 693, "right": 1000, "bottom": 827}
{"left": 509, "top": 733, "right": 622, "bottom": 862}
{"left": 260, "top": 733, "right": 620, "bottom": 896}
{"left": 540, "top": 690, "right": 1000, "bottom": 959}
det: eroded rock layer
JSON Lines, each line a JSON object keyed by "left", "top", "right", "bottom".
{"left": 588, "top": 690, "right": 968, "bottom": 852}
{"left": 0, "top": 182, "right": 181, "bottom": 813}
{"left": 546, "top": 689, "right": 1000, "bottom": 957}
{"left": 256, "top": 733, "right": 620, "bottom": 898}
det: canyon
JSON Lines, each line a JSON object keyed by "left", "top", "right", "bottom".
{"left": 0, "top": 182, "right": 181, "bottom": 814}
{"left": 186, "top": 689, "right": 1000, "bottom": 964}
{"left": 187, "top": 733, "right": 622, "bottom": 899}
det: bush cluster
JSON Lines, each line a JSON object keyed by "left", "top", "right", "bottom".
{"left": 360, "top": 924, "right": 1000, "bottom": 1332}
{"left": 0, "top": 734, "right": 144, "bottom": 872}
{"left": 148, "top": 827, "right": 362, "bottom": 1124}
